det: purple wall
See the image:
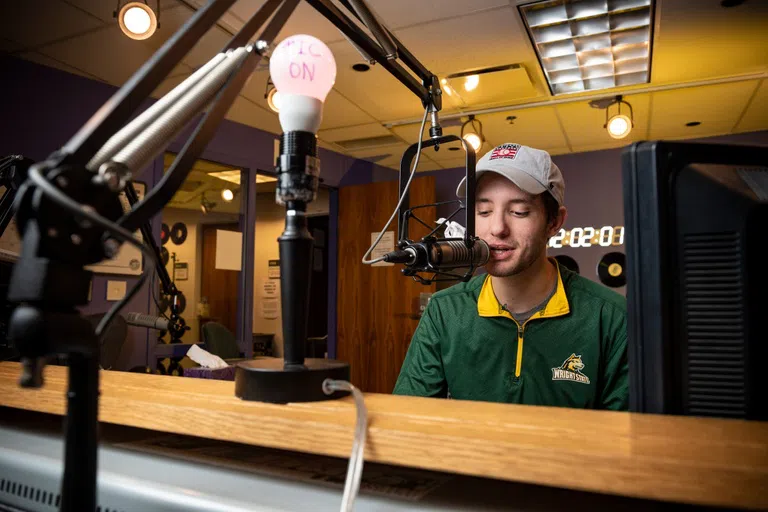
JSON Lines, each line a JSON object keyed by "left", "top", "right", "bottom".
{"left": 0, "top": 56, "right": 393, "bottom": 369}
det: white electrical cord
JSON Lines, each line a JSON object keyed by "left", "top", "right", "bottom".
{"left": 323, "top": 379, "right": 368, "bottom": 512}
{"left": 361, "top": 105, "right": 430, "bottom": 265}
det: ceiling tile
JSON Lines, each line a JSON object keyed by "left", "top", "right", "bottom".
{"left": 482, "top": 106, "right": 572, "bottom": 150}
{"left": 69, "top": 0, "right": 178, "bottom": 24}
{"left": 557, "top": 93, "right": 651, "bottom": 147}
{"left": 570, "top": 140, "right": 634, "bottom": 154}
{"left": 39, "top": 6, "right": 195, "bottom": 86}
{"left": 320, "top": 90, "right": 378, "bottom": 129}
{"left": 318, "top": 123, "right": 392, "bottom": 143}
{"left": 1, "top": 0, "right": 103, "bottom": 48}
{"left": 735, "top": 80, "right": 768, "bottom": 134}
{"left": 346, "top": 143, "right": 409, "bottom": 160}
{"left": 649, "top": 81, "right": 756, "bottom": 140}
{"left": 19, "top": 51, "right": 101, "bottom": 82}
{"left": 0, "top": 38, "right": 23, "bottom": 53}
{"left": 366, "top": 0, "right": 509, "bottom": 30}
{"left": 225, "top": 95, "right": 283, "bottom": 133}
{"left": 652, "top": 0, "right": 768, "bottom": 84}
{"left": 391, "top": 6, "right": 539, "bottom": 78}
{"left": 230, "top": 0, "right": 347, "bottom": 44}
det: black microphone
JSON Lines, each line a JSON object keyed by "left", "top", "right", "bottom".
{"left": 384, "top": 239, "right": 490, "bottom": 270}
{"left": 125, "top": 312, "right": 169, "bottom": 331}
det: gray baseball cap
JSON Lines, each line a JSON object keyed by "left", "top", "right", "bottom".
{"left": 456, "top": 143, "right": 565, "bottom": 206}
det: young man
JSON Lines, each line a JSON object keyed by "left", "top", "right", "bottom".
{"left": 393, "top": 143, "right": 628, "bottom": 410}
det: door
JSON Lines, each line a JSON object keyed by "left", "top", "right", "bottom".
{"left": 201, "top": 224, "right": 241, "bottom": 335}
{"left": 337, "top": 176, "right": 437, "bottom": 393}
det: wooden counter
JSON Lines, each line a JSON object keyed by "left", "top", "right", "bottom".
{"left": 0, "top": 362, "right": 766, "bottom": 510}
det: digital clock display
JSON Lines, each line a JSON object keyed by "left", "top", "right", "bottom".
{"left": 548, "top": 226, "right": 625, "bottom": 249}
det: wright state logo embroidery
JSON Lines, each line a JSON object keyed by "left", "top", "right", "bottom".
{"left": 552, "top": 354, "right": 590, "bottom": 384}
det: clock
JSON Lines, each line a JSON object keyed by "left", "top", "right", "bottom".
{"left": 548, "top": 226, "right": 624, "bottom": 249}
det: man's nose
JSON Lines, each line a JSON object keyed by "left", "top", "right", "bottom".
{"left": 489, "top": 212, "right": 509, "bottom": 238}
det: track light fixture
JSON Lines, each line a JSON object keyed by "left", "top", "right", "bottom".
{"left": 200, "top": 192, "right": 216, "bottom": 214}
{"left": 461, "top": 114, "right": 485, "bottom": 152}
{"left": 603, "top": 95, "right": 634, "bottom": 139}
{"left": 114, "top": 1, "right": 159, "bottom": 40}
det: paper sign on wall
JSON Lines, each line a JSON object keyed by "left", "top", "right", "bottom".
{"left": 262, "top": 279, "right": 279, "bottom": 297}
{"left": 268, "top": 259, "right": 280, "bottom": 279}
{"left": 215, "top": 229, "right": 242, "bottom": 271}
{"left": 261, "top": 298, "right": 279, "bottom": 319}
{"left": 175, "top": 262, "right": 189, "bottom": 281}
{"left": 371, "top": 231, "right": 395, "bottom": 267}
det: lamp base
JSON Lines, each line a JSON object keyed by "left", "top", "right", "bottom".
{"left": 235, "top": 358, "right": 350, "bottom": 403}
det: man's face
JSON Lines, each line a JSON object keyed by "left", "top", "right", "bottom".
{"left": 475, "top": 173, "right": 560, "bottom": 277}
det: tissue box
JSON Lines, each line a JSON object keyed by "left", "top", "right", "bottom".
{"left": 183, "top": 365, "right": 236, "bottom": 381}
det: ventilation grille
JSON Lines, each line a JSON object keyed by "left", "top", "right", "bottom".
{"left": 0, "top": 478, "right": 123, "bottom": 512}
{"left": 682, "top": 232, "right": 746, "bottom": 418}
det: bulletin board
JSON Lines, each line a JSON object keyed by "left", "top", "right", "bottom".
{"left": 84, "top": 181, "right": 147, "bottom": 276}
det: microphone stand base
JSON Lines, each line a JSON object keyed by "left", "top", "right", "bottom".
{"left": 235, "top": 358, "right": 350, "bottom": 403}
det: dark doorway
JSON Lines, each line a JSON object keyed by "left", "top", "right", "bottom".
{"left": 307, "top": 215, "right": 329, "bottom": 355}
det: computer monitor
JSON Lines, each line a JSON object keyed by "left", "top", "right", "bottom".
{"left": 622, "top": 141, "right": 768, "bottom": 420}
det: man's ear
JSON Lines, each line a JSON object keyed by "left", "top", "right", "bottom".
{"left": 547, "top": 206, "right": 567, "bottom": 238}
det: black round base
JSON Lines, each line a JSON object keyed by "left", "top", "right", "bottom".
{"left": 235, "top": 358, "right": 350, "bottom": 403}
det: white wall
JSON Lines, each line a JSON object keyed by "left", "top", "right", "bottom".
{"left": 252, "top": 188, "right": 329, "bottom": 357}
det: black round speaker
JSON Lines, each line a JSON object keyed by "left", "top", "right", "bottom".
{"left": 597, "top": 252, "right": 626, "bottom": 288}
{"left": 160, "top": 246, "right": 169, "bottom": 266}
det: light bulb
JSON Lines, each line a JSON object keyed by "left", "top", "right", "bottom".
{"left": 464, "top": 74, "right": 479, "bottom": 92}
{"left": 118, "top": 2, "right": 157, "bottom": 40}
{"left": 463, "top": 133, "right": 482, "bottom": 151}
{"left": 269, "top": 34, "right": 336, "bottom": 133}
{"left": 607, "top": 114, "right": 632, "bottom": 139}
{"left": 221, "top": 189, "right": 234, "bottom": 202}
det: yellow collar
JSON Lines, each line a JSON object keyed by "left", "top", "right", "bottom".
{"left": 478, "top": 258, "right": 570, "bottom": 322}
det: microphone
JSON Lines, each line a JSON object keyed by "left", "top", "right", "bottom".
{"left": 125, "top": 312, "right": 169, "bottom": 331}
{"left": 383, "top": 239, "right": 490, "bottom": 270}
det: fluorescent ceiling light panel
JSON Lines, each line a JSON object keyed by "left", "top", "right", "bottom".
{"left": 208, "top": 170, "right": 277, "bottom": 185}
{"left": 519, "top": 0, "right": 654, "bottom": 95}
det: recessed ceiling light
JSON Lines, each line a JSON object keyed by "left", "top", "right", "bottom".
{"left": 352, "top": 63, "right": 370, "bottom": 72}
{"left": 685, "top": 121, "right": 701, "bottom": 127}
{"left": 116, "top": 1, "right": 158, "bottom": 40}
{"left": 519, "top": 0, "right": 654, "bottom": 95}
{"left": 448, "top": 147, "right": 461, "bottom": 151}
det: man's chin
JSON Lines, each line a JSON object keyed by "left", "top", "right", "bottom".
{"left": 485, "top": 261, "right": 523, "bottom": 278}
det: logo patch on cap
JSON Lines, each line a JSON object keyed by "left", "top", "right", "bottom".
{"left": 489, "top": 143, "right": 520, "bottom": 161}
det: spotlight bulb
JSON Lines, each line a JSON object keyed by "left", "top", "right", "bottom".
{"left": 269, "top": 34, "right": 336, "bottom": 133}
{"left": 267, "top": 87, "right": 282, "bottom": 113}
{"left": 607, "top": 114, "right": 632, "bottom": 139}
{"left": 463, "top": 133, "right": 482, "bottom": 151}
{"left": 118, "top": 2, "right": 157, "bottom": 40}
{"left": 221, "top": 189, "right": 234, "bottom": 202}
{"left": 464, "top": 74, "right": 479, "bottom": 92}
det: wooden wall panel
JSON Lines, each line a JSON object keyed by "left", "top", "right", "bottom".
{"left": 337, "top": 177, "right": 436, "bottom": 393}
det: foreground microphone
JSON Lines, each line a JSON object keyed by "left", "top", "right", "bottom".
{"left": 125, "top": 312, "right": 169, "bottom": 331}
{"left": 383, "top": 239, "right": 490, "bottom": 270}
